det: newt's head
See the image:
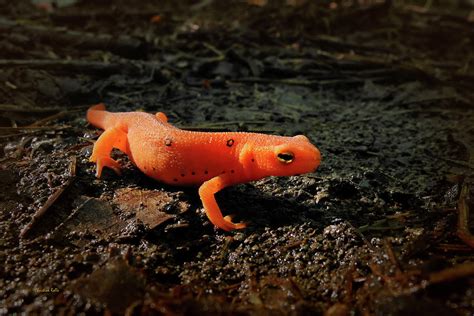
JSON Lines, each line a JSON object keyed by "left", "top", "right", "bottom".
{"left": 241, "top": 135, "right": 321, "bottom": 179}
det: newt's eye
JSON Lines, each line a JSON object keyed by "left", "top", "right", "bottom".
{"left": 277, "top": 152, "right": 294, "bottom": 164}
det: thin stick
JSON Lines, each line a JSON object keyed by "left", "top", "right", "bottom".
{"left": 0, "top": 59, "right": 160, "bottom": 76}
{"left": 28, "top": 111, "right": 67, "bottom": 127}
{"left": 0, "top": 126, "right": 71, "bottom": 132}
{"left": 0, "top": 17, "right": 143, "bottom": 58}
{"left": 457, "top": 183, "right": 474, "bottom": 248}
{"left": 429, "top": 262, "right": 474, "bottom": 284}
{"left": 20, "top": 156, "right": 77, "bottom": 239}
{"left": 47, "top": 197, "right": 93, "bottom": 237}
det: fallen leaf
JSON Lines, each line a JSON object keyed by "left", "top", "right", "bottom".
{"left": 113, "top": 188, "right": 189, "bottom": 229}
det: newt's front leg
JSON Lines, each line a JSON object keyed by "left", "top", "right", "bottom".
{"left": 198, "top": 174, "right": 247, "bottom": 231}
{"left": 89, "top": 127, "right": 128, "bottom": 178}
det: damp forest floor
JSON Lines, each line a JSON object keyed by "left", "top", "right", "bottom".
{"left": 1, "top": 0, "right": 474, "bottom": 315}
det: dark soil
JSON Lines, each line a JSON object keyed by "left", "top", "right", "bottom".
{"left": 1, "top": 0, "right": 473, "bottom": 315}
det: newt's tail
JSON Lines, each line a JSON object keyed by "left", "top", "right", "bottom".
{"left": 87, "top": 103, "right": 111, "bottom": 129}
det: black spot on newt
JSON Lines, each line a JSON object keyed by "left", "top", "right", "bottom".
{"left": 226, "top": 139, "right": 234, "bottom": 147}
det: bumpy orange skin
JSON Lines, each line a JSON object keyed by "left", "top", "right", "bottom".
{"left": 87, "top": 103, "right": 321, "bottom": 231}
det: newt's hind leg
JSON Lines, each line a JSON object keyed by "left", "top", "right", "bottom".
{"left": 89, "top": 127, "right": 128, "bottom": 178}
{"left": 198, "top": 174, "right": 247, "bottom": 231}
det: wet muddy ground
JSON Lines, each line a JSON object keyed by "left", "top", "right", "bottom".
{"left": 1, "top": 0, "right": 474, "bottom": 314}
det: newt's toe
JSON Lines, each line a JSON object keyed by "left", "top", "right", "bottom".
{"left": 95, "top": 156, "right": 121, "bottom": 178}
{"left": 223, "top": 215, "right": 247, "bottom": 230}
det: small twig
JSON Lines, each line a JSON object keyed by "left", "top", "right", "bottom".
{"left": 368, "top": 261, "right": 391, "bottom": 283}
{"left": 346, "top": 221, "right": 375, "bottom": 251}
{"left": 439, "top": 157, "right": 474, "bottom": 171}
{"left": 106, "top": 91, "right": 136, "bottom": 103}
{"left": 0, "top": 125, "right": 71, "bottom": 133}
{"left": 307, "top": 34, "right": 392, "bottom": 54}
{"left": 0, "top": 128, "right": 72, "bottom": 139}
{"left": 230, "top": 77, "right": 316, "bottom": 87}
{"left": 281, "top": 239, "right": 305, "bottom": 251}
{"left": 287, "top": 278, "right": 304, "bottom": 300}
{"left": 0, "top": 59, "right": 161, "bottom": 76}
{"left": 383, "top": 238, "right": 402, "bottom": 274}
{"left": 202, "top": 42, "right": 226, "bottom": 60}
{"left": 69, "top": 155, "right": 77, "bottom": 177}
{"left": 49, "top": 9, "right": 172, "bottom": 23}
{"left": 0, "top": 17, "right": 144, "bottom": 58}
{"left": 347, "top": 109, "right": 464, "bottom": 125}
{"left": 0, "top": 132, "right": 31, "bottom": 139}
{"left": 455, "top": 136, "right": 474, "bottom": 248}
{"left": 428, "top": 262, "right": 474, "bottom": 284}
{"left": 0, "top": 104, "right": 89, "bottom": 115}
{"left": 46, "top": 197, "right": 93, "bottom": 238}
{"left": 0, "top": 104, "right": 59, "bottom": 113}
{"left": 436, "top": 243, "right": 473, "bottom": 253}
{"left": 14, "top": 106, "right": 86, "bottom": 129}
{"left": 457, "top": 183, "right": 474, "bottom": 248}
{"left": 231, "top": 76, "right": 387, "bottom": 88}
{"left": 20, "top": 156, "right": 77, "bottom": 239}
{"left": 383, "top": 238, "right": 411, "bottom": 287}
{"left": 357, "top": 219, "right": 405, "bottom": 233}
{"left": 27, "top": 111, "right": 67, "bottom": 127}
{"left": 343, "top": 260, "right": 356, "bottom": 302}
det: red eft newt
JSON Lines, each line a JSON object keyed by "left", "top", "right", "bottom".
{"left": 87, "top": 103, "right": 321, "bottom": 231}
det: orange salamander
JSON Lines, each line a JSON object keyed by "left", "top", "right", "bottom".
{"left": 87, "top": 103, "right": 321, "bottom": 231}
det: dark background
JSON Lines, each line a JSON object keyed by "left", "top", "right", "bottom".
{"left": 0, "top": 0, "right": 473, "bottom": 314}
